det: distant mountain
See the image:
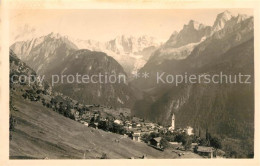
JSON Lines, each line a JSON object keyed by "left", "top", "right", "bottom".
{"left": 212, "top": 10, "right": 233, "bottom": 32}
{"left": 133, "top": 12, "right": 253, "bottom": 90}
{"left": 165, "top": 20, "right": 211, "bottom": 48}
{"left": 132, "top": 20, "right": 212, "bottom": 88}
{"left": 71, "top": 35, "right": 161, "bottom": 75}
{"left": 106, "top": 35, "right": 160, "bottom": 54}
{"left": 11, "top": 33, "right": 161, "bottom": 76}
{"left": 10, "top": 32, "right": 78, "bottom": 75}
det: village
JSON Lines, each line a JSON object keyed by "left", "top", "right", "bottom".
{"left": 18, "top": 82, "right": 225, "bottom": 159}
{"left": 73, "top": 104, "right": 225, "bottom": 159}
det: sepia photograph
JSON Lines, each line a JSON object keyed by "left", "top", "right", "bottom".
{"left": 1, "top": 0, "right": 260, "bottom": 165}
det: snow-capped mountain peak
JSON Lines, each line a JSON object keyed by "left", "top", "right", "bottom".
{"left": 68, "top": 34, "right": 161, "bottom": 75}
{"left": 106, "top": 35, "right": 160, "bottom": 54}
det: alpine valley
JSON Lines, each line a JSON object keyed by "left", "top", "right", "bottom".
{"left": 10, "top": 10, "right": 254, "bottom": 158}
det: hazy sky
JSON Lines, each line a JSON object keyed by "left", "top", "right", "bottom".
{"left": 10, "top": 9, "right": 253, "bottom": 42}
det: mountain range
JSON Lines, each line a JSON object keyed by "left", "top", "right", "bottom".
{"left": 11, "top": 33, "right": 161, "bottom": 75}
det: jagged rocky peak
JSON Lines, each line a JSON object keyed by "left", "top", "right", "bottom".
{"left": 106, "top": 34, "right": 160, "bottom": 53}
{"left": 235, "top": 14, "right": 250, "bottom": 23}
{"left": 112, "top": 34, "right": 158, "bottom": 45}
{"left": 42, "top": 32, "right": 77, "bottom": 49}
{"left": 138, "top": 35, "right": 157, "bottom": 42}
{"left": 165, "top": 20, "right": 210, "bottom": 48}
{"left": 45, "top": 32, "right": 70, "bottom": 41}
{"left": 47, "top": 32, "right": 61, "bottom": 38}
{"left": 184, "top": 20, "right": 206, "bottom": 30}
{"left": 213, "top": 12, "right": 252, "bottom": 34}
{"left": 212, "top": 10, "right": 233, "bottom": 31}
{"left": 114, "top": 35, "right": 134, "bottom": 45}
{"left": 69, "top": 37, "right": 103, "bottom": 50}
{"left": 112, "top": 35, "right": 135, "bottom": 44}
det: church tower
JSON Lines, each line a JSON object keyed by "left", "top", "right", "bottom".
{"left": 171, "top": 113, "right": 175, "bottom": 130}
{"left": 169, "top": 113, "right": 175, "bottom": 131}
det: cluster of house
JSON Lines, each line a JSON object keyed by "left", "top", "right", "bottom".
{"left": 76, "top": 110, "right": 224, "bottom": 158}
{"left": 117, "top": 114, "right": 224, "bottom": 158}
{"left": 77, "top": 111, "right": 194, "bottom": 141}
{"left": 122, "top": 120, "right": 165, "bottom": 136}
{"left": 130, "top": 114, "right": 194, "bottom": 141}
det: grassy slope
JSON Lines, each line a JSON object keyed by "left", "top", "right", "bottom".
{"left": 10, "top": 95, "right": 201, "bottom": 159}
